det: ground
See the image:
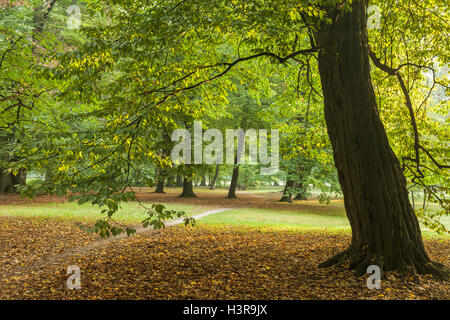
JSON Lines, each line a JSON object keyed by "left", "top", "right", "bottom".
{"left": 0, "top": 187, "right": 449, "bottom": 299}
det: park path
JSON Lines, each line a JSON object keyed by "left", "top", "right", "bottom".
{"left": 1, "top": 208, "right": 231, "bottom": 280}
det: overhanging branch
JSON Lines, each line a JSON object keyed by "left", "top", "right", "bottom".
{"left": 368, "top": 47, "right": 449, "bottom": 175}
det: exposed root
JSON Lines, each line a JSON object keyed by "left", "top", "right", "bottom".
{"left": 319, "top": 247, "right": 450, "bottom": 282}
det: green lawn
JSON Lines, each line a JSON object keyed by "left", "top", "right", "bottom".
{"left": 0, "top": 202, "right": 210, "bottom": 224}
{"left": 0, "top": 200, "right": 448, "bottom": 239}
{"left": 197, "top": 207, "right": 450, "bottom": 239}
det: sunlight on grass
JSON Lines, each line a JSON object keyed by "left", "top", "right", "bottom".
{"left": 0, "top": 201, "right": 447, "bottom": 239}
{"left": 198, "top": 208, "right": 449, "bottom": 239}
{"left": 0, "top": 202, "right": 209, "bottom": 224}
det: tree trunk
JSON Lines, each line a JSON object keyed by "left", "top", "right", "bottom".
{"left": 0, "top": 168, "right": 26, "bottom": 194}
{"left": 154, "top": 179, "right": 165, "bottom": 193}
{"left": 226, "top": 165, "right": 239, "bottom": 198}
{"left": 209, "top": 165, "right": 220, "bottom": 190}
{"left": 166, "top": 175, "right": 176, "bottom": 187}
{"left": 422, "top": 188, "right": 427, "bottom": 210}
{"left": 0, "top": 132, "right": 27, "bottom": 194}
{"left": 279, "top": 179, "right": 294, "bottom": 202}
{"left": 179, "top": 178, "right": 197, "bottom": 198}
{"left": 315, "top": 0, "right": 448, "bottom": 279}
{"left": 153, "top": 167, "right": 165, "bottom": 193}
{"left": 200, "top": 173, "right": 207, "bottom": 186}
{"left": 45, "top": 168, "right": 53, "bottom": 184}
{"left": 176, "top": 174, "right": 183, "bottom": 187}
{"left": 294, "top": 182, "right": 307, "bottom": 201}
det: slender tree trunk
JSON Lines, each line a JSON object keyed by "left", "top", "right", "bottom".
{"left": 315, "top": 0, "right": 448, "bottom": 278}
{"left": 226, "top": 165, "right": 239, "bottom": 199}
{"left": 279, "top": 178, "right": 294, "bottom": 202}
{"left": 153, "top": 167, "right": 165, "bottom": 193}
{"left": 32, "top": 0, "right": 57, "bottom": 55}
{"left": 209, "top": 164, "right": 220, "bottom": 190}
{"left": 45, "top": 169, "right": 53, "bottom": 184}
{"left": 179, "top": 178, "right": 197, "bottom": 198}
{"left": 422, "top": 188, "right": 427, "bottom": 210}
{"left": 200, "top": 173, "right": 207, "bottom": 186}
{"left": 166, "top": 175, "right": 176, "bottom": 187}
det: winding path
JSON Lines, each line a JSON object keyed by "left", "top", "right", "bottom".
{"left": 1, "top": 208, "right": 231, "bottom": 280}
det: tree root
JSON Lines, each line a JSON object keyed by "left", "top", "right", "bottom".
{"left": 319, "top": 247, "right": 450, "bottom": 282}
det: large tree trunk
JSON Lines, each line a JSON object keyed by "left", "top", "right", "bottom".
{"left": 176, "top": 174, "right": 183, "bottom": 187}
{"left": 154, "top": 179, "right": 165, "bottom": 193}
{"left": 179, "top": 178, "right": 197, "bottom": 198}
{"left": 209, "top": 165, "right": 220, "bottom": 190}
{"left": 279, "top": 178, "right": 295, "bottom": 202}
{"left": 315, "top": 0, "right": 448, "bottom": 279}
{"left": 294, "top": 182, "right": 307, "bottom": 201}
{"left": 0, "top": 133, "right": 26, "bottom": 194}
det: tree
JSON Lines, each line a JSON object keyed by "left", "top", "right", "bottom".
{"left": 226, "top": 157, "right": 239, "bottom": 199}
{"left": 209, "top": 164, "right": 220, "bottom": 190}
{"left": 279, "top": 178, "right": 295, "bottom": 203}
{"left": 153, "top": 166, "right": 165, "bottom": 193}
{"left": 180, "top": 177, "right": 197, "bottom": 198}
{"left": 199, "top": 173, "right": 207, "bottom": 186}
{"left": 313, "top": 0, "right": 448, "bottom": 278}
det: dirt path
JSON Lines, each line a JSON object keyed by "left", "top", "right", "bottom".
{"left": 1, "top": 208, "right": 231, "bottom": 281}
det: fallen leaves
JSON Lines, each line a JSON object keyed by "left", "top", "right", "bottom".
{"left": 0, "top": 223, "right": 448, "bottom": 300}
{"left": 0, "top": 216, "right": 97, "bottom": 279}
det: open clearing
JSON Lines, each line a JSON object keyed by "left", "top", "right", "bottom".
{"left": 0, "top": 188, "right": 448, "bottom": 300}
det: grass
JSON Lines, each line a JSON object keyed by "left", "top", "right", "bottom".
{"left": 199, "top": 208, "right": 350, "bottom": 234}
{"left": 197, "top": 207, "right": 450, "bottom": 239}
{"left": 0, "top": 197, "right": 447, "bottom": 239}
{"left": 0, "top": 202, "right": 211, "bottom": 224}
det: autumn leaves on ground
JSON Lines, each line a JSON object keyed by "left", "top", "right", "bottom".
{"left": 0, "top": 188, "right": 449, "bottom": 300}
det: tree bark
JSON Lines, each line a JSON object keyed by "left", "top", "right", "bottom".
{"left": 226, "top": 165, "right": 239, "bottom": 198}
{"left": 0, "top": 133, "right": 26, "bottom": 194}
{"left": 176, "top": 174, "right": 183, "bottom": 187}
{"left": 200, "top": 173, "right": 207, "bottom": 186}
{"left": 179, "top": 177, "right": 197, "bottom": 198}
{"left": 294, "top": 182, "right": 307, "bottom": 201}
{"left": 154, "top": 179, "right": 165, "bottom": 193}
{"left": 153, "top": 167, "right": 165, "bottom": 193}
{"left": 279, "top": 178, "right": 295, "bottom": 202}
{"left": 209, "top": 164, "right": 220, "bottom": 190}
{"left": 166, "top": 175, "right": 176, "bottom": 187}
{"left": 0, "top": 167, "right": 26, "bottom": 194}
{"left": 315, "top": 0, "right": 448, "bottom": 279}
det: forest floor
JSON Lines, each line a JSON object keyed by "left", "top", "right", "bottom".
{"left": 0, "top": 188, "right": 449, "bottom": 300}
